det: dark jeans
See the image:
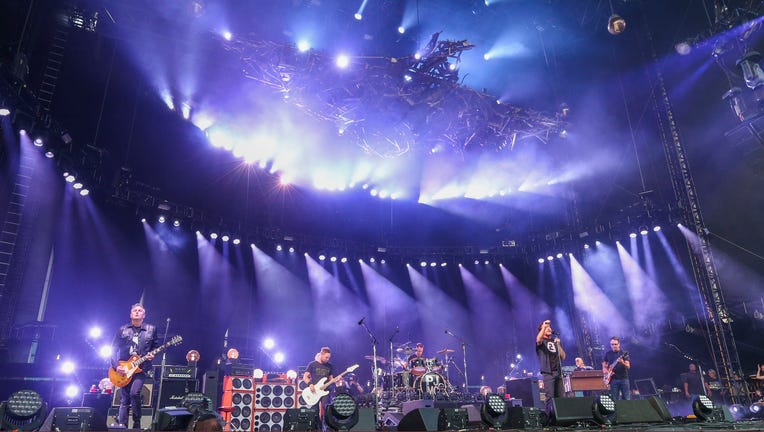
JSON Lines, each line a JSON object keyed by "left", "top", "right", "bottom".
{"left": 542, "top": 373, "right": 565, "bottom": 413}
{"left": 118, "top": 372, "right": 147, "bottom": 427}
{"left": 609, "top": 378, "right": 631, "bottom": 400}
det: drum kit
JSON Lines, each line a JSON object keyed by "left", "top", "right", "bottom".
{"left": 365, "top": 343, "right": 458, "bottom": 399}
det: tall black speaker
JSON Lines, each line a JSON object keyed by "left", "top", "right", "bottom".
{"left": 397, "top": 408, "right": 441, "bottom": 431}
{"left": 202, "top": 370, "right": 221, "bottom": 409}
{"left": 506, "top": 378, "right": 544, "bottom": 409}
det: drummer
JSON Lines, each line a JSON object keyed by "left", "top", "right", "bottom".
{"left": 407, "top": 343, "right": 425, "bottom": 367}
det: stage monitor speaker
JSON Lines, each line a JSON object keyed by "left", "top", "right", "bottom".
{"left": 349, "top": 407, "right": 377, "bottom": 431}
{"left": 506, "top": 378, "right": 544, "bottom": 409}
{"left": 614, "top": 398, "right": 669, "bottom": 424}
{"left": 506, "top": 406, "right": 545, "bottom": 429}
{"left": 380, "top": 411, "right": 404, "bottom": 428}
{"left": 112, "top": 383, "right": 153, "bottom": 407}
{"left": 202, "top": 370, "right": 221, "bottom": 409}
{"left": 154, "top": 407, "right": 193, "bottom": 431}
{"left": 40, "top": 407, "right": 95, "bottom": 431}
{"left": 437, "top": 408, "right": 468, "bottom": 430}
{"left": 397, "top": 408, "right": 441, "bottom": 431}
{"left": 157, "top": 380, "right": 197, "bottom": 408}
{"left": 550, "top": 397, "right": 595, "bottom": 426}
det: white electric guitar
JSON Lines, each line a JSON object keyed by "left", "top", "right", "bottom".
{"left": 301, "top": 364, "right": 359, "bottom": 407}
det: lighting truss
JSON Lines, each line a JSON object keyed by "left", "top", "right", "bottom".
{"left": 225, "top": 34, "right": 566, "bottom": 158}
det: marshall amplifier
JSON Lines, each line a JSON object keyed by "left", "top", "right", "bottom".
{"left": 157, "top": 379, "right": 198, "bottom": 409}
{"left": 155, "top": 365, "right": 197, "bottom": 380}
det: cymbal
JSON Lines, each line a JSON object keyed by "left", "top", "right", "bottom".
{"left": 364, "top": 355, "right": 386, "bottom": 364}
{"left": 396, "top": 347, "right": 413, "bottom": 353}
{"left": 436, "top": 348, "right": 455, "bottom": 354}
{"left": 393, "top": 359, "right": 408, "bottom": 369}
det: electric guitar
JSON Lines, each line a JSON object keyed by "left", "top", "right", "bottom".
{"left": 108, "top": 335, "right": 183, "bottom": 388}
{"left": 603, "top": 351, "right": 629, "bottom": 385}
{"left": 301, "top": 364, "right": 359, "bottom": 407}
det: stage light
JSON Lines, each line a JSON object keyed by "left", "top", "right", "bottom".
{"left": 484, "top": 260, "right": 490, "bottom": 265}
{"left": 253, "top": 369, "right": 264, "bottom": 379}
{"left": 330, "top": 256, "right": 337, "bottom": 262}
{"left": 173, "top": 219, "right": 181, "bottom": 227}
{"left": 65, "top": 174, "right": 75, "bottom": 183}
{"left": 584, "top": 244, "right": 590, "bottom": 249}
{"left": 288, "top": 246, "right": 295, "bottom": 253}
{"left": 232, "top": 238, "right": 241, "bottom": 245}
{"left": 420, "top": 261, "right": 427, "bottom": 267}
{"left": 326, "top": 393, "right": 359, "bottom": 430}
{"left": 279, "top": 176, "right": 291, "bottom": 186}
{"left": 639, "top": 226, "right": 649, "bottom": 235}
{"left": 319, "top": 254, "right": 326, "bottom": 261}
{"left": 483, "top": 53, "right": 491, "bottom": 61}
{"left": 64, "top": 385, "right": 79, "bottom": 399}
{"left": 341, "top": 257, "right": 348, "bottom": 263}
{"left": 72, "top": 182, "right": 83, "bottom": 190}
{"left": 369, "top": 257, "right": 376, "bottom": 263}
{"left": 728, "top": 404, "right": 748, "bottom": 421}
{"left": 750, "top": 403, "right": 764, "bottom": 419}
{"left": 737, "top": 51, "right": 764, "bottom": 93}
{"left": 653, "top": 226, "right": 661, "bottom": 232}
{"left": 593, "top": 394, "right": 616, "bottom": 425}
{"left": 158, "top": 215, "right": 166, "bottom": 224}
{"left": 20, "top": 129, "right": 26, "bottom": 135}
{"left": 34, "top": 138, "right": 43, "bottom": 147}
{"left": 607, "top": 14, "right": 626, "bottom": 35}
{"left": 273, "top": 352, "right": 285, "bottom": 364}
{"left": 223, "top": 31, "right": 232, "bottom": 41}
{"left": 516, "top": 354, "right": 522, "bottom": 360}
{"left": 692, "top": 395, "right": 715, "bottom": 421}
{"left": 595, "top": 240, "right": 601, "bottom": 245}
{"left": 480, "top": 394, "right": 507, "bottom": 428}
{"left": 441, "top": 262, "right": 447, "bottom": 267}
{"left": 370, "top": 189, "right": 378, "bottom": 196}
{"left": 276, "top": 245, "right": 283, "bottom": 251}
{"left": 210, "top": 232, "right": 218, "bottom": 239}
{"left": 221, "top": 235, "right": 230, "bottom": 242}
{"left": 398, "top": 26, "right": 405, "bottom": 34}
{"left": 0, "top": 389, "right": 47, "bottom": 431}
{"left": 286, "top": 370, "right": 298, "bottom": 380}
{"left": 547, "top": 256, "right": 553, "bottom": 261}
{"left": 89, "top": 327, "right": 102, "bottom": 338}
{"left": 629, "top": 232, "right": 637, "bottom": 238}
{"left": 378, "top": 190, "right": 388, "bottom": 198}
{"left": 556, "top": 253, "right": 563, "bottom": 259}
{"left": 449, "top": 63, "right": 457, "bottom": 70}
{"left": 79, "top": 189, "right": 89, "bottom": 196}
{"left": 380, "top": 259, "right": 386, "bottom": 264}
{"left": 226, "top": 348, "right": 239, "bottom": 360}
{"left": 677, "top": 223, "right": 683, "bottom": 227}
{"left": 263, "top": 338, "right": 275, "bottom": 350}
{"left": 354, "top": 13, "right": 362, "bottom": 20}
{"left": 60, "top": 361, "right": 75, "bottom": 374}
{"left": 44, "top": 151, "right": 54, "bottom": 158}
{"left": 336, "top": 54, "right": 350, "bottom": 68}
{"left": 538, "top": 258, "right": 545, "bottom": 263}
{"left": 297, "top": 40, "right": 310, "bottom": 52}
{"left": 0, "top": 107, "right": 10, "bottom": 116}
{"left": 98, "top": 345, "right": 112, "bottom": 358}
{"left": 181, "top": 103, "right": 191, "bottom": 120}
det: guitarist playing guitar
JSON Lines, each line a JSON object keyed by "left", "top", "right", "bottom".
{"left": 602, "top": 336, "right": 631, "bottom": 400}
{"left": 111, "top": 303, "right": 158, "bottom": 429}
{"left": 303, "top": 347, "right": 335, "bottom": 423}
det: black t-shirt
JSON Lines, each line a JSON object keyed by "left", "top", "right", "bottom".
{"left": 306, "top": 361, "right": 334, "bottom": 385}
{"left": 681, "top": 371, "right": 704, "bottom": 394}
{"left": 536, "top": 337, "right": 560, "bottom": 374}
{"left": 603, "top": 350, "right": 629, "bottom": 380}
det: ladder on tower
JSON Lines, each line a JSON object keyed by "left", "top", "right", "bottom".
{"left": 37, "top": 25, "right": 70, "bottom": 119}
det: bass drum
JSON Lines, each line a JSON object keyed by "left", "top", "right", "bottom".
{"left": 414, "top": 372, "right": 446, "bottom": 395}
{"left": 410, "top": 358, "right": 427, "bottom": 376}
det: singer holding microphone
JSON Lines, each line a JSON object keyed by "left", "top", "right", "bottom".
{"left": 111, "top": 303, "right": 158, "bottom": 429}
{"left": 536, "top": 319, "right": 566, "bottom": 411}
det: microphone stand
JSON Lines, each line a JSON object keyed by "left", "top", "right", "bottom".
{"left": 154, "top": 318, "right": 171, "bottom": 427}
{"left": 446, "top": 331, "right": 469, "bottom": 394}
{"left": 359, "top": 320, "right": 379, "bottom": 408}
{"left": 388, "top": 328, "right": 399, "bottom": 397}
{"left": 666, "top": 343, "right": 708, "bottom": 396}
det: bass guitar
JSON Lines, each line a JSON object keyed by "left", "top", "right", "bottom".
{"left": 108, "top": 335, "right": 183, "bottom": 388}
{"left": 301, "top": 364, "right": 359, "bottom": 407}
{"left": 603, "top": 351, "right": 629, "bottom": 386}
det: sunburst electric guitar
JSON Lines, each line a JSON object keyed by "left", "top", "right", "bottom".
{"left": 603, "top": 351, "right": 629, "bottom": 386}
{"left": 108, "top": 335, "right": 183, "bottom": 388}
{"left": 301, "top": 364, "right": 359, "bottom": 407}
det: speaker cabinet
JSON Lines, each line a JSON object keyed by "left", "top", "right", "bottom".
{"left": 111, "top": 383, "right": 153, "bottom": 407}
{"left": 550, "top": 397, "right": 595, "bottom": 425}
{"left": 157, "top": 380, "right": 197, "bottom": 408}
{"left": 397, "top": 408, "right": 441, "bottom": 431}
{"left": 202, "top": 370, "right": 221, "bottom": 410}
{"left": 283, "top": 408, "right": 320, "bottom": 431}
{"left": 614, "top": 398, "right": 671, "bottom": 424}
{"left": 506, "top": 378, "right": 544, "bottom": 409}
{"left": 40, "top": 407, "right": 95, "bottom": 431}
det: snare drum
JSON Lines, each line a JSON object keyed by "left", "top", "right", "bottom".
{"left": 410, "top": 357, "right": 427, "bottom": 376}
{"left": 415, "top": 372, "right": 446, "bottom": 395}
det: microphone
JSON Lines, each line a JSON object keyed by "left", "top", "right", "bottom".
{"left": 358, "top": 317, "right": 365, "bottom": 326}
